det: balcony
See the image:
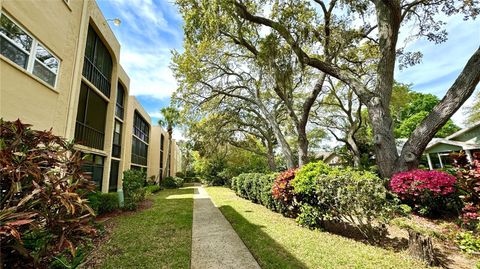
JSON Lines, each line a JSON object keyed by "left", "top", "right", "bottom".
{"left": 82, "top": 57, "right": 111, "bottom": 98}
{"left": 75, "top": 121, "right": 105, "bottom": 150}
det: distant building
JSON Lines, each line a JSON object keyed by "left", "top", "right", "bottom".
{"left": 0, "top": 0, "right": 180, "bottom": 192}
{"left": 423, "top": 121, "right": 480, "bottom": 169}
{"left": 315, "top": 151, "right": 346, "bottom": 166}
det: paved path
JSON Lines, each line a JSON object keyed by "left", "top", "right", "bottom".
{"left": 191, "top": 184, "right": 261, "bottom": 269}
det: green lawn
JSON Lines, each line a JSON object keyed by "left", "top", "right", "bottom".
{"left": 95, "top": 187, "right": 194, "bottom": 269}
{"left": 206, "top": 186, "right": 429, "bottom": 269}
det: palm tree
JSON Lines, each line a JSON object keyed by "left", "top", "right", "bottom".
{"left": 158, "top": 106, "right": 180, "bottom": 180}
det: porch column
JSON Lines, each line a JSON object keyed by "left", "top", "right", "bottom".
{"left": 437, "top": 153, "right": 444, "bottom": 168}
{"left": 465, "top": 149, "right": 473, "bottom": 164}
{"left": 426, "top": 153, "right": 433, "bottom": 170}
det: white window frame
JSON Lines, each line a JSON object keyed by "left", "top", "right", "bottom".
{"left": 0, "top": 12, "right": 60, "bottom": 88}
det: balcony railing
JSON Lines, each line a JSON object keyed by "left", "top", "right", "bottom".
{"left": 82, "top": 57, "right": 111, "bottom": 98}
{"left": 115, "top": 103, "right": 124, "bottom": 119}
{"left": 75, "top": 121, "right": 105, "bottom": 150}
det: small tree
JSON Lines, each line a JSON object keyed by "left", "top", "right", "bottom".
{"left": 158, "top": 106, "right": 181, "bottom": 180}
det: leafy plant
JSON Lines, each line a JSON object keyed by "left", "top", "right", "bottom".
{"left": 451, "top": 151, "right": 480, "bottom": 230}
{"left": 314, "top": 169, "right": 391, "bottom": 239}
{"left": 0, "top": 119, "right": 96, "bottom": 268}
{"left": 122, "top": 169, "right": 146, "bottom": 210}
{"left": 456, "top": 231, "right": 480, "bottom": 254}
{"left": 390, "top": 169, "right": 459, "bottom": 215}
{"left": 87, "top": 192, "right": 119, "bottom": 215}
{"left": 272, "top": 169, "right": 299, "bottom": 217}
{"left": 291, "top": 161, "right": 332, "bottom": 204}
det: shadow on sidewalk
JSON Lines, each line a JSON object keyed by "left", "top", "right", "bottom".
{"left": 217, "top": 205, "right": 309, "bottom": 269}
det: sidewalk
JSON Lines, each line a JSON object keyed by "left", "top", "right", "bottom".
{"left": 190, "top": 184, "right": 261, "bottom": 269}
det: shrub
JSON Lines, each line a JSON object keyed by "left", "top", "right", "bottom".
{"left": 292, "top": 161, "right": 332, "bottom": 203}
{"left": 314, "top": 169, "right": 391, "bottom": 239}
{"left": 456, "top": 231, "right": 480, "bottom": 253}
{"left": 390, "top": 169, "right": 458, "bottom": 215}
{"left": 0, "top": 119, "right": 96, "bottom": 268}
{"left": 144, "top": 185, "right": 162, "bottom": 194}
{"left": 272, "top": 168, "right": 299, "bottom": 217}
{"left": 452, "top": 151, "right": 480, "bottom": 230}
{"left": 297, "top": 204, "right": 323, "bottom": 228}
{"left": 123, "top": 170, "right": 147, "bottom": 210}
{"left": 88, "top": 192, "right": 119, "bottom": 215}
{"left": 161, "top": 176, "right": 184, "bottom": 189}
{"left": 259, "top": 173, "right": 281, "bottom": 211}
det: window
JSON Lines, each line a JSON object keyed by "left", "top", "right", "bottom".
{"left": 112, "top": 120, "right": 122, "bottom": 158}
{"left": 109, "top": 160, "right": 119, "bottom": 192}
{"left": 81, "top": 153, "right": 104, "bottom": 190}
{"left": 0, "top": 13, "right": 59, "bottom": 87}
{"left": 133, "top": 111, "right": 149, "bottom": 143}
{"left": 75, "top": 82, "right": 107, "bottom": 150}
{"left": 83, "top": 26, "right": 112, "bottom": 97}
{"left": 131, "top": 136, "right": 148, "bottom": 166}
{"left": 116, "top": 83, "right": 125, "bottom": 119}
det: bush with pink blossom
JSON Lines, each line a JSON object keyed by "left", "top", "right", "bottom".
{"left": 390, "top": 169, "right": 460, "bottom": 216}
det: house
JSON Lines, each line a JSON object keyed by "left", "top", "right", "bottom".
{"left": 315, "top": 151, "right": 346, "bottom": 166}
{"left": 423, "top": 121, "right": 480, "bottom": 169}
{"left": 0, "top": 0, "right": 180, "bottom": 193}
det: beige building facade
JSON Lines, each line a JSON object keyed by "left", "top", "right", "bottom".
{"left": 0, "top": 0, "right": 180, "bottom": 193}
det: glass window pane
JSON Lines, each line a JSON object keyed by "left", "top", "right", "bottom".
{"left": 0, "top": 36, "right": 28, "bottom": 68}
{"left": 35, "top": 44, "right": 58, "bottom": 73}
{"left": 33, "top": 60, "right": 56, "bottom": 86}
{"left": 0, "top": 14, "right": 32, "bottom": 52}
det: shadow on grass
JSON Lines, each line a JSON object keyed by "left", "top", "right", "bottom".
{"left": 218, "top": 205, "right": 309, "bottom": 269}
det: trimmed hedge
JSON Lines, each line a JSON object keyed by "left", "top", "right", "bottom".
{"left": 144, "top": 185, "right": 162, "bottom": 194}
{"left": 161, "top": 176, "right": 184, "bottom": 189}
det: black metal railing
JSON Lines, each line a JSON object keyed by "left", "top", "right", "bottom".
{"left": 75, "top": 121, "right": 105, "bottom": 150}
{"left": 115, "top": 103, "right": 124, "bottom": 119}
{"left": 82, "top": 57, "right": 111, "bottom": 98}
{"left": 131, "top": 153, "right": 147, "bottom": 166}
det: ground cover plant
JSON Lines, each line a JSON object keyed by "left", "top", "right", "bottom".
{"left": 0, "top": 119, "right": 96, "bottom": 268}
{"left": 93, "top": 187, "right": 194, "bottom": 269}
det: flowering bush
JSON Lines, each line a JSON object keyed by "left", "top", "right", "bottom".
{"left": 451, "top": 151, "right": 480, "bottom": 230}
{"left": 390, "top": 169, "right": 458, "bottom": 215}
{"left": 272, "top": 168, "right": 298, "bottom": 217}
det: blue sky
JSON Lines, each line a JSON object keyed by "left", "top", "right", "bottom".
{"left": 97, "top": 0, "right": 479, "bottom": 131}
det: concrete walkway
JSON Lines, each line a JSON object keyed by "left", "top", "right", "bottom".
{"left": 191, "top": 184, "right": 261, "bottom": 269}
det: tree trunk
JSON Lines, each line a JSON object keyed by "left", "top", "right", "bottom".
{"left": 163, "top": 129, "right": 173, "bottom": 179}
{"left": 266, "top": 140, "right": 277, "bottom": 171}
{"left": 398, "top": 47, "right": 480, "bottom": 172}
{"left": 257, "top": 101, "right": 295, "bottom": 168}
{"left": 408, "top": 230, "right": 439, "bottom": 266}
{"left": 297, "top": 126, "right": 309, "bottom": 167}
{"left": 346, "top": 133, "right": 361, "bottom": 168}
{"left": 367, "top": 1, "right": 401, "bottom": 178}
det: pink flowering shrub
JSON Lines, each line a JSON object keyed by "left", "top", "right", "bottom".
{"left": 390, "top": 169, "right": 458, "bottom": 215}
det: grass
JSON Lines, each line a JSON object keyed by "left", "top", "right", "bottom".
{"left": 206, "top": 186, "right": 430, "bottom": 269}
{"left": 95, "top": 187, "right": 194, "bottom": 269}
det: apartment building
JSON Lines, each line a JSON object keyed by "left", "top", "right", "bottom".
{"left": 0, "top": 0, "right": 180, "bottom": 193}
